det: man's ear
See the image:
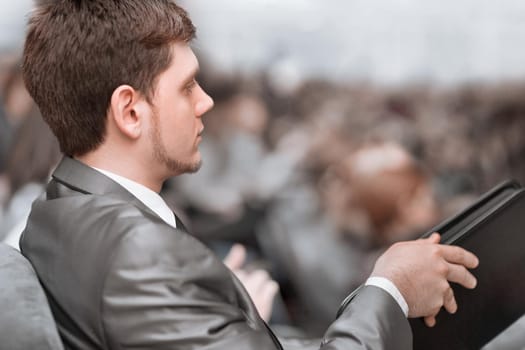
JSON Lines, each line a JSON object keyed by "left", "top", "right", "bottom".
{"left": 108, "top": 85, "right": 150, "bottom": 139}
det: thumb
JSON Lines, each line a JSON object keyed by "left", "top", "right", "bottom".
{"left": 425, "top": 232, "right": 441, "bottom": 244}
{"left": 424, "top": 315, "right": 437, "bottom": 327}
{"left": 223, "top": 244, "right": 246, "bottom": 270}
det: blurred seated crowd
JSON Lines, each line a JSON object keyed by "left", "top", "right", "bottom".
{"left": 0, "top": 53, "right": 524, "bottom": 344}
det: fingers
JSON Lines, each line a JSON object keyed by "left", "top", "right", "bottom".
{"left": 443, "top": 286, "right": 457, "bottom": 314}
{"left": 420, "top": 233, "right": 478, "bottom": 270}
{"left": 424, "top": 287, "right": 456, "bottom": 328}
{"left": 224, "top": 244, "right": 279, "bottom": 322}
{"left": 223, "top": 244, "right": 246, "bottom": 270}
{"left": 424, "top": 316, "right": 436, "bottom": 327}
{"left": 440, "top": 245, "right": 479, "bottom": 269}
{"left": 421, "top": 286, "right": 455, "bottom": 328}
{"left": 246, "top": 270, "right": 280, "bottom": 298}
{"left": 236, "top": 269, "right": 279, "bottom": 322}
{"left": 374, "top": 233, "right": 479, "bottom": 322}
{"left": 248, "top": 270, "right": 272, "bottom": 291}
{"left": 243, "top": 270, "right": 279, "bottom": 297}
{"left": 447, "top": 263, "right": 477, "bottom": 289}
{"left": 261, "top": 279, "right": 279, "bottom": 301}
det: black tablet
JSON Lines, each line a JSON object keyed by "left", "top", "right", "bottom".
{"left": 410, "top": 180, "right": 525, "bottom": 349}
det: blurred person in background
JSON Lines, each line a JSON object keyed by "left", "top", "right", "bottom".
{"left": 1, "top": 60, "right": 35, "bottom": 145}
{"left": 0, "top": 103, "right": 10, "bottom": 203}
{"left": 325, "top": 141, "right": 439, "bottom": 247}
{"left": 0, "top": 111, "right": 60, "bottom": 249}
{"left": 0, "top": 59, "right": 37, "bottom": 203}
{"left": 2, "top": 60, "right": 34, "bottom": 126}
{"left": 0, "top": 102, "right": 10, "bottom": 175}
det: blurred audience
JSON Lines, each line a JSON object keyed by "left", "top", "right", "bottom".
{"left": 168, "top": 72, "right": 525, "bottom": 335}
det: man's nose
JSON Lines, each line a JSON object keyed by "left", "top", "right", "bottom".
{"left": 195, "top": 89, "right": 214, "bottom": 117}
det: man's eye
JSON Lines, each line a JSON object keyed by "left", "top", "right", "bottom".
{"left": 185, "top": 80, "right": 197, "bottom": 93}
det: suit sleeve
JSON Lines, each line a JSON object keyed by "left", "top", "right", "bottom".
{"left": 277, "top": 286, "right": 412, "bottom": 350}
{"left": 100, "top": 223, "right": 411, "bottom": 350}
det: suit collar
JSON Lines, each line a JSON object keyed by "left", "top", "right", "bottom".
{"left": 52, "top": 156, "right": 136, "bottom": 199}
{"left": 52, "top": 156, "right": 188, "bottom": 232}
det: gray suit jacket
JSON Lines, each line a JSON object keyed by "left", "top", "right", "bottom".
{"left": 21, "top": 156, "right": 412, "bottom": 349}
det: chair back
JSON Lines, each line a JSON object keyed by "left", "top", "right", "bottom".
{"left": 0, "top": 243, "right": 64, "bottom": 350}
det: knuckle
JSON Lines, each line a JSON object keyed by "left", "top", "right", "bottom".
{"left": 430, "top": 245, "right": 442, "bottom": 258}
{"left": 452, "top": 248, "right": 464, "bottom": 262}
{"left": 428, "top": 299, "right": 440, "bottom": 310}
{"left": 461, "top": 267, "right": 470, "bottom": 280}
{"left": 439, "top": 281, "right": 450, "bottom": 293}
{"left": 430, "top": 296, "right": 443, "bottom": 309}
{"left": 431, "top": 306, "right": 441, "bottom": 315}
{"left": 436, "top": 262, "right": 449, "bottom": 276}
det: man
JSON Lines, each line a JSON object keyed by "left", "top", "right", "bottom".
{"left": 20, "top": 1, "right": 478, "bottom": 349}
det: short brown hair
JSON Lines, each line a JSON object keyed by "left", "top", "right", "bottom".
{"left": 22, "top": 0, "right": 196, "bottom": 156}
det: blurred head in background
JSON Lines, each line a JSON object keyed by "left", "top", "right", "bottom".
{"left": 2, "top": 61, "right": 33, "bottom": 126}
{"left": 0, "top": 59, "right": 35, "bottom": 176}
{"left": 321, "top": 141, "right": 439, "bottom": 246}
{"left": 5, "top": 110, "right": 60, "bottom": 199}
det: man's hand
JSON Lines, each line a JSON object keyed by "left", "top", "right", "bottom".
{"left": 224, "top": 244, "right": 279, "bottom": 322}
{"left": 371, "top": 233, "right": 479, "bottom": 327}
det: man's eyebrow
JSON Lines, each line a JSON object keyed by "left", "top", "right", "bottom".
{"left": 182, "top": 65, "right": 200, "bottom": 86}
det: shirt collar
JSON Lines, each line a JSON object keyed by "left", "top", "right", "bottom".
{"left": 92, "top": 167, "right": 176, "bottom": 228}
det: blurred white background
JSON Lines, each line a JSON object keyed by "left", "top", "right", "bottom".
{"left": 183, "top": 0, "right": 525, "bottom": 85}
{"left": 3, "top": 0, "right": 525, "bottom": 85}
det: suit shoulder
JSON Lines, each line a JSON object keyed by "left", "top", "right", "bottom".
{"left": 71, "top": 195, "right": 217, "bottom": 270}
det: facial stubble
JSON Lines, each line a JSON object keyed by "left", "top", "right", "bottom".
{"left": 150, "top": 110, "right": 202, "bottom": 175}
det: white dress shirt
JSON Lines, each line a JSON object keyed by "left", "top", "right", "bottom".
{"left": 93, "top": 167, "right": 176, "bottom": 229}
